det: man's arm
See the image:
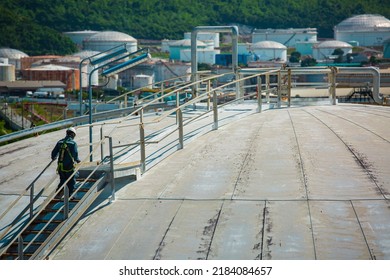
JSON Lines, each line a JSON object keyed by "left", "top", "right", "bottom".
{"left": 51, "top": 142, "right": 59, "bottom": 160}
{"left": 72, "top": 142, "right": 81, "bottom": 163}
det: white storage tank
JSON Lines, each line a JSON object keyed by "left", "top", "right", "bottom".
{"left": 312, "top": 40, "right": 353, "bottom": 61}
{"left": 0, "top": 63, "right": 16, "bottom": 81}
{"left": 63, "top": 30, "right": 99, "bottom": 48}
{"left": 133, "top": 74, "right": 153, "bottom": 89}
{"left": 251, "top": 41, "right": 287, "bottom": 61}
{"left": 169, "top": 39, "right": 206, "bottom": 61}
{"left": 0, "top": 48, "right": 29, "bottom": 70}
{"left": 106, "top": 74, "right": 119, "bottom": 90}
{"left": 184, "top": 32, "right": 220, "bottom": 48}
{"left": 73, "top": 50, "right": 100, "bottom": 87}
{"left": 384, "top": 38, "right": 390, "bottom": 59}
{"left": 83, "top": 31, "right": 137, "bottom": 53}
{"left": 334, "top": 14, "right": 390, "bottom": 46}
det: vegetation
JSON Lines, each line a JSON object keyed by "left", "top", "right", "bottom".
{"left": 1, "top": 0, "right": 390, "bottom": 56}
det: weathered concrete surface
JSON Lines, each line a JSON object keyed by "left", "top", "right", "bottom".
{"left": 1, "top": 103, "right": 390, "bottom": 260}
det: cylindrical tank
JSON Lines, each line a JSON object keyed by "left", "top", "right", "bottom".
{"left": 63, "top": 30, "right": 99, "bottom": 48}
{"left": 106, "top": 74, "right": 118, "bottom": 90}
{"left": 0, "top": 64, "right": 16, "bottom": 81}
{"left": 133, "top": 74, "right": 153, "bottom": 89}
{"left": 384, "top": 39, "right": 390, "bottom": 59}
{"left": 22, "top": 64, "right": 79, "bottom": 90}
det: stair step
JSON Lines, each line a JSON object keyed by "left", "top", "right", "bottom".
{"left": 76, "top": 178, "right": 98, "bottom": 182}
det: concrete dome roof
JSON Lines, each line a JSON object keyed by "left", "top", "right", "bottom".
{"left": 335, "top": 14, "right": 390, "bottom": 31}
{"left": 316, "top": 40, "right": 352, "bottom": 48}
{"left": 252, "top": 41, "right": 287, "bottom": 49}
{"left": 72, "top": 50, "right": 100, "bottom": 59}
{"left": 28, "top": 64, "right": 73, "bottom": 71}
{"left": 85, "top": 31, "right": 136, "bottom": 42}
{"left": 170, "top": 39, "right": 206, "bottom": 47}
{"left": 0, "top": 48, "right": 29, "bottom": 59}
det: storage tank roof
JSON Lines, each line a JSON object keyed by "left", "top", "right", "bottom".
{"left": 72, "top": 50, "right": 100, "bottom": 59}
{"left": 0, "top": 48, "right": 29, "bottom": 59}
{"left": 170, "top": 39, "right": 206, "bottom": 47}
{"left": 316, "top": 40, "right": 352, "bottom": 48}
{"left": 252, "top": 41, "right": 287, "bottom": 49}
{"left": 28, "top": 64, "right": 73, "bottom": 71}
{"left": 85, "top": 31, "right": 136, "bottom": 42}
{"left": 335, "top": 14, "right": 390, "bottom": 31}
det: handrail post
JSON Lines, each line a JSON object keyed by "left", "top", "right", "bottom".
{"left": 329, "top": 67, "right": 337, "bottom": 105}
{"left": 266, "top": 73, "right": 270, "bottom": 103}
{"left": 277, "top": 71, "right": 282, "bottom": 108}
{"left": 178, "top": 108, "right": 184, "bottom": 150}
{"left": 18, "top": 236, "right": 24, "bottom": 260}
{"left": 29, "top": 183, "right": 34, "bottom": 219}
{"left": 207, "top": 79, "right": 211, "bottom": 111}
{"left": 287, "top": 68, "right": 292, "bottom": 107}
{"left": 139, "top": 109, "right": 146, "bottom": 173}
{"left": 160, "top": 81, "right": 164, "bottom": 103}
{"left": 64, "top": 186, "right": 69, "bottom": 219}
{"left": 106, "top": 136, "right": 116, "bottom": 202}
{"left": 176, "top": 91, "right": 180, "bottom": 124}
{"left": 212, "top": 91, "right": 218, "bottom": 130}
{"left": 100, "top": 126, "right": 104, "bottom": 162}
{"left": 257, "top": 75, "right": 262, "bottom": 113}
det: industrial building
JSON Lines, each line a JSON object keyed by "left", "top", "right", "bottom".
{"left": 334, "top": 14, "right": 390, "bottom": 47}
{"left": 252, "top": 28, "right": 318, "bottom": 48}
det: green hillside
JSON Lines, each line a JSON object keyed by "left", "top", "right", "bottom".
{"left": 1, "top": 0, "right": 390, "bottom": 56}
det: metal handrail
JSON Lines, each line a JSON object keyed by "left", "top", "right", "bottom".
{"left": 3, "top": 66, "right": 360, "bottom": 259}
{"left": 0, "top": 160, "right": 55, "bottom": 242}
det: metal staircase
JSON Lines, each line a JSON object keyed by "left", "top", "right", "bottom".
{"left": 0, "top": 168, "right": 108, "bottom": 260}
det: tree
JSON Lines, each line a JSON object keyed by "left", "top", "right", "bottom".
{"left": 301, "top": 56, "right": 317, "bottom": 67}
{"left": 289, "top": 51, "right": 301, "bottom": 63}
{"left": 332, "top": 48, "right": 344, "bottom": 63}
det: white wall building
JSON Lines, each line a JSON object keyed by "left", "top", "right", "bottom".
{"left": 252, "top": 28, "right": 317, "bottom": 48}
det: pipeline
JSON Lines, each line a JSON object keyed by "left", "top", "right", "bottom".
{"left": 336, "top": 67, "right": 381, "bottom": 104}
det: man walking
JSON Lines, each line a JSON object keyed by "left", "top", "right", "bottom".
{"left": 51, "top": 127, "right": 81, "bottom": 198}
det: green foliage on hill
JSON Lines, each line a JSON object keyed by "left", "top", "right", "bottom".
{"left": 1, "top": 0, "right": 389, "bottom": 56}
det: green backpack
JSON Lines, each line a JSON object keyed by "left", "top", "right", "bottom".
{"left": 57, "top": 140, "right": 75, "bottom": 172}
